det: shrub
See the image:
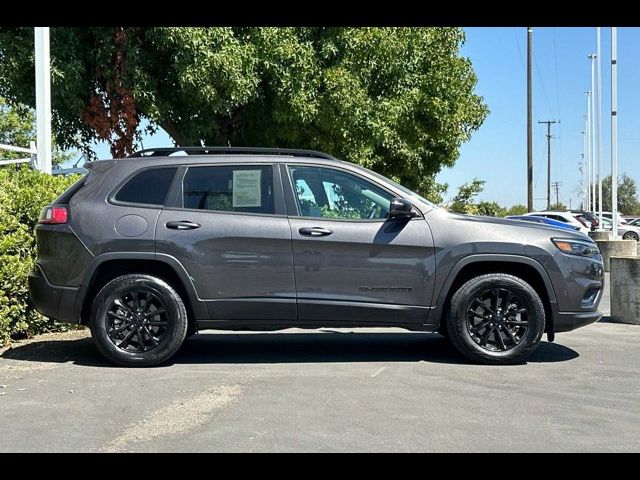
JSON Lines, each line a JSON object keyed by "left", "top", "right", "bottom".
{"left": 0, "top": 165, "right": 81, "bottom": 345}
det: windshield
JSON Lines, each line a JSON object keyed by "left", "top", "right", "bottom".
{"left": 357, "top": 165, "right": 439, "bottom": 210}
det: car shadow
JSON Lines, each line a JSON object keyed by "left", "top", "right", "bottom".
{"left": 1, "top": 331, "right": 579, "bottom": 367}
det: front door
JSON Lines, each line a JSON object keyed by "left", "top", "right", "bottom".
{"left": 284, "top": 164, "right": 435, "bottom": 325}
{"left": 155, "top": 163, "right": 296, "bottom": 321}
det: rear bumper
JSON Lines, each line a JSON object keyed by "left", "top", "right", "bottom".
{"left": 552, "top": 309, "right": 602, "bottom": 333}
{"left": 28, "top": 265, "right": 81, "bottom": 324}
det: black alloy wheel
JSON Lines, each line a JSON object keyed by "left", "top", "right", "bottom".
{"left": 466, "top": 287, "right": 529, "bottom": 352}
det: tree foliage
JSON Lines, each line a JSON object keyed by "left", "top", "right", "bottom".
{"left": 476, "top": 200, "right": 506, "bottom": 217}
{"left": 449, "top": 178, "right": 485, "bottom": 214}
{"left": 0, "top": 97, "right": 74, "bottom": 165}
{"left": 505, "top": 204, "right": 528, "bottom": 216}
{"left": 601, "top": 174, "right": 640, "bottom": 215}
{"left": 0, "top": 27, "right": 487, "bottom": 198}
{"left": 547, "top": 202, "right": 567, "bottom": 211}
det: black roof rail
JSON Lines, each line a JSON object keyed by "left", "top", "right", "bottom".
{"left": 127, "top": 146, "right": 339, "bottom": 161}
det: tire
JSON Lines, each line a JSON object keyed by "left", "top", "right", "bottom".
{"left": 89, "top": 274, "right": 188, "bottom": 367}
{"left": 446, "top": 273, "right": 545, "bottom": 365}
{"left": 622, "top": 231, "right": 639, "bottom": 241}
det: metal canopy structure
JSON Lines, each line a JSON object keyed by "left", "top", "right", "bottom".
{"left": 0, "top": 27, "right": 54, "bottom": 173}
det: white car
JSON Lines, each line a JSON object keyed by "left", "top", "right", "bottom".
{"left": 523, "top": 211, "right": 591, "bottom": 234}
{"left": 600, "top": 217, "right": 640, "bottom": 241}
{"left": 601, "top": 211, "right": 628, "bottom": 224}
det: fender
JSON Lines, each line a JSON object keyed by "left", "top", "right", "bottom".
{"left": 74, "top": 251, "right": 209, "bottom": 323}
{"left": 429, "top": 254, "right": 558, "bottom": 328}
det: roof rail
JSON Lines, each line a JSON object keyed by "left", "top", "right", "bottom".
{"left": 127, "top": 146, "right": 339, "bottom": 161}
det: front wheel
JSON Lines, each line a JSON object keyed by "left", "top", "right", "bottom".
{"left": 89, "top": 274, "right": 188, "bottom": 367}
{"left": 623, "top": 231, "right": 639, "bottom": 241}
{"left": 446, "top": 273, "right": 545, "bottom": 365}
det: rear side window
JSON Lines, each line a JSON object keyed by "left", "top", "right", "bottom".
{"left": 114, "top": 167, "right": 177, "bottom": 206}
{"left": 183, "top": 165, "right": 274, "bottom": 215}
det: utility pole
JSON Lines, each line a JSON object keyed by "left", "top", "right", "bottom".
{"left": 552, "top": 181, "right": 562, "bottom": 207}
{"left": 539, "top": 120, "right": 558, "bottom": 209}
{"left": 611, "top": 27, "right": 618, "bottom": 238}
{"left": 527, "top": 27, "right": 534, "bottom": 212}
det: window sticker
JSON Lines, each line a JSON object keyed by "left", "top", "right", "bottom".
{"left": 232, "top": 170, "right": 262, "bottom": 207}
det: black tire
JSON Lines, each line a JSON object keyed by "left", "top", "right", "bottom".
{"left": 622, "top": 231, "right": 639, "bottom": 241}
{"left": 446, "top": 273, "right": 545, "bottom": 365}
{"left": 89, "top": 274, "right": 188, "bottom": 367}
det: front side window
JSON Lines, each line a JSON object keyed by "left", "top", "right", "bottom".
{"left": 288, "top": 166, "right": 393, "bottom": 220}
{"left": 183, "top": 165, "right": 275, "bottom": 215}
{"left": 115, "top": 167, "right": 178, "bottom": 206}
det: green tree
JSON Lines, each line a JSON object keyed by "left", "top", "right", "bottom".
{"left": 505, "top": 204, "right": 528, "bottom": 216}
{"left": 449, "top": 178, "right": 485, "bottom": 214}
{"left": 601, "top": 174, "right": 640, "bottom": 215}
{"left": 0, "top": 97, "right": 75, "bottom": 166}
{"left": 548, "top": 202, "right": 567, "bottom": 211}
{"left": 476, "top": 201, "right": 506, "bottom": 217}
{"left": 0, "top": 27, "right": 487, "bottom": 198}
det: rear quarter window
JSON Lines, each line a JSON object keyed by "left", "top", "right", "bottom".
{"left": 114, "top": 167, "right": 178, "bottom": 206}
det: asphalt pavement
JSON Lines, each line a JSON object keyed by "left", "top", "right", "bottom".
{"left": 1, "top": 273, "right": 639, "bottom": 452}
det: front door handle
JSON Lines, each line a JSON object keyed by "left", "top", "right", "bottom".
{"left": 299, "top": 227, "right": 333, "bottom": 237}
{"left": 166, "top": 220, "right": 201, "bottom": 230}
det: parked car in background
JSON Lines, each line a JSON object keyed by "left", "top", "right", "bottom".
{"left": 602, "top": 211, "right": 628, "bottom": 224}
{"left": 28, "top": 147, "right": 604, "bottom": 367}
{"left": 627, "top": 218, "right": 640, "bottom": 228}
{"left": 570, "top": 210, "right": 599, "bottom": 231}
{"left": 505, "top": 215, "right": 582, "bottom": 232}
{"left": 523, "top": 211, "right": 591, "bottom": 234}
{"left": 600, "top": 217, "right": 640, "bottom": 241}
{"left": 623, "top": 215, "right": 639, "bottom": 224}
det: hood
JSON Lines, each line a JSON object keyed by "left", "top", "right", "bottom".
{"left": 441, "top": 211, "right": 592, "bottom": 242}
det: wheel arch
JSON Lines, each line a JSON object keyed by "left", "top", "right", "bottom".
{"left": 77, "top": 253, "right": 207, "bottom": 333}
{"left": 433, "top": 255, "right": 557, "bottom": 334}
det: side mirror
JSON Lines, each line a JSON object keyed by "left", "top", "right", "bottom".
{"left": 388, "top": 198, "right": 415, "bottom": 219}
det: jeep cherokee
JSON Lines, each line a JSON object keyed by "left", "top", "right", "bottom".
{"left": 28, "top": 147, "right": 604, "bottom": 366}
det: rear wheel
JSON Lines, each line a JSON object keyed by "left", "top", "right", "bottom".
{"left": 446, "top": 273, "right": 545, "bottom": 365}
{"left": 89, "top": 274, "right": 188, "bottom": 367}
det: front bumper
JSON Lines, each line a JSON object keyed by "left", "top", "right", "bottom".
{"left": 28, "top": 264, "right": 80, "bottom": 324}
{"left": 552, "top": 309, "right": 602, "bottom": 333}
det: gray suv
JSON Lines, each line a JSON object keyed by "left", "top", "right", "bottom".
{"left": 28, "top": 147, "right": 604, "bottom": 366}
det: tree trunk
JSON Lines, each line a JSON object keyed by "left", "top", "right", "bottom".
{"left": 159, "top": 118, "right": 188, "bottom": 147}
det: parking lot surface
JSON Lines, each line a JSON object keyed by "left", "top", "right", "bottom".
{"left": 1, "top": 274, "right": 639, "bottom": 452}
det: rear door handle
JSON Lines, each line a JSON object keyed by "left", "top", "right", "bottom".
{"left": 166, "top": 220, "right": 201, "bottom": 230}
{"left": 299, "top": 227, "right": 333, "bottom": 237}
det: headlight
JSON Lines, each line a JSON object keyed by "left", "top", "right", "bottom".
{"left": 551, "top": 238, "right": 599, "bottom": 257}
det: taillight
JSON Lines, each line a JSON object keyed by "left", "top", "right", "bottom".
{"left": 39, "top": 205, "right": 68, "bottom": 224}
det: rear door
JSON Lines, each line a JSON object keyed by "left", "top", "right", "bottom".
{"left": 283, "top": 164, "right": 435, "bottom": 325}
{"left": 155, "top": 163, "right": 296, "bottom": 321}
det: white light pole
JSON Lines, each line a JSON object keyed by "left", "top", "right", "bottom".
{"left": 611, "top": 27, "right": 618, "bottom": 238}
{"left": 596, "top": 28, "right": 603, "bottom": 227}
{"left": 582, "top": 131, "right": 587, "bottom": 209}
{"left": 34, "top": 27, "right": 52, "bottom": 175}
{"left": 585, "top": 90, "right": 592, "bottom": 211}
{"left": 589, "top": 53, "right": 597, "bottom": 215}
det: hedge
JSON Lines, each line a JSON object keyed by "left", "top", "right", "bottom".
{"left": 0, "top": 165, "right": 81, "bottom": 345}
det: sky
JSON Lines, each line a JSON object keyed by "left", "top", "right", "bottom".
{"left": 89, "top": 27, "right": 640, "bottom": 211}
